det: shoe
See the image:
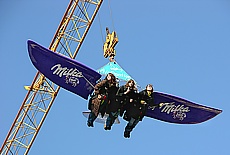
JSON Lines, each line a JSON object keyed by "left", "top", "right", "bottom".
{"left": 124, "top": 131, "right": 130, "bottom": 138}
{"left": 104, "top": 126, "right": 111, "bottom": 130}
{"left": 87, "top": 122, "right": 94, "bottom": 127}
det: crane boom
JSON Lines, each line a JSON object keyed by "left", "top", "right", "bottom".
{"left": 0, "top": 0, "right": 103, "bottom": 154}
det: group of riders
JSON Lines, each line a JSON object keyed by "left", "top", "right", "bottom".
{"left": 87, "top": 73, "right": 163, "bottom": 138}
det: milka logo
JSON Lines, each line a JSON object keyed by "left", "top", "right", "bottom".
{"left": 51, "top": 64, "right": 83, "bottom": 87}
{"left": 160, "top": 102, "right": 190, "bottom": 114}
{"left": 149, "top": 102, "right": 190, "bottom": 121}
{"left": 51, "top": 64, "right": 83, "bottom": 78}
{"left": 161, "top": 102, "right": 190, "bottom": 121}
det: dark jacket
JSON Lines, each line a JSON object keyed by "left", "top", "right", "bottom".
{"left": 139, "top": 90, "right": 160, "bottom": 107}
{"left": 105, "top": 83, "right": 119, "bottom": 113}
{"left": 116, "top": 85, "right": 137, "bottom": 116}
{"left": 88, "top": 79, "right": 119, "bottom": 115}
{"left": 116, "top": 85, "right": 137, "bottom": 104}
{"left": 123, "top": 93, "right": 146, "bottom": 121}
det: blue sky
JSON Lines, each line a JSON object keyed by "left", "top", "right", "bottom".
{"left": 0, "top": 0, "right": 229, "bottom": 155}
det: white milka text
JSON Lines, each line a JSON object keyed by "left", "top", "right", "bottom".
{"left": 160, "top": 102, "right": 190, "bottom": 114}
{"left": 51, "top": 64, "right": 83, "bottom": 78}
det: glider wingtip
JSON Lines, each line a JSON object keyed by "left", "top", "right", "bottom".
{"left": 27, "top": 39, "right": 34, "bottom": 45}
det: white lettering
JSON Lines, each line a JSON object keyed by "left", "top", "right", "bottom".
{"left": 160, "top": 102, "right": 190, "bottom": 114}
{"left": 148, "top": 102, "right": 190, "bottom": 121}
{"left": 51, "top": 64, "right": 83, "bottom": 78}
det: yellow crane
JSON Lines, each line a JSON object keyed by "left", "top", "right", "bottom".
{"left": 0, "top": 0, "right": 103, "bottom": 154}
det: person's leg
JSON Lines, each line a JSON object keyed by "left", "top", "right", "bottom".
{"left": 124, "top": 118, "right": 140, "bottom": 138}
{"left": 87, "top": 112, "right": 97, "bottom": 127}
{"left": 104, "top": 113, "right": 112, "bottom": 130}
{"left": 105, "top": 111, "right": 119, "bottom": 130}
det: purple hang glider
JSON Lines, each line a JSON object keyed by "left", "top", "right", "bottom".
{"left": 27, "top": 40, "right": 101, "bottom": 100}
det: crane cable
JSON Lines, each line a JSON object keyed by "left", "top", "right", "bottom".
{"left": 98, "top": 13, "right": 105, "bottom": 44}
{"left": 98, "top": 0, "right": 116, "bottom": 44}
{"left": 108, "top": 0, "right": 116, "bottom": 31}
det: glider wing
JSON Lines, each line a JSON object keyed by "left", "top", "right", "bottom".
{"left": 27, "top": 40, "right": 101, "bottom": 99}
{"left": 145, "top": 92, "right": 222, "bottom": 124}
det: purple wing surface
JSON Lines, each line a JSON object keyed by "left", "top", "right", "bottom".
{"left": 145, "top": 92, "right": 222, "bottom": 124}
{"left": 27, "top": 40, "right": 101, "bottom": 100}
